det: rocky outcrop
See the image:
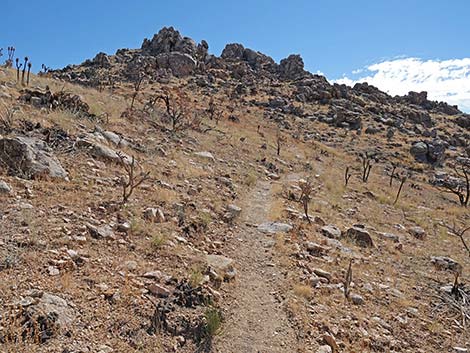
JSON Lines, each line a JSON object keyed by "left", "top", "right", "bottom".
{"left": 279, "top": 54, "right": 307, "bottom": 80}
{"left": 141, "top": 26, "right": 198, "bottom": 57}
{"left": 0, "top": 136, "right": 68, "bottom": 179}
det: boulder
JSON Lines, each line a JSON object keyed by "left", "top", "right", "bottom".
{"left": 0, "top": 136, "right": 68, "bottom": 179}
{"left": 156, "top": 52, "right": 197, "bottom": 77}
{"left": 344, "top": 226, "right": 374, "bottom": 248}
{"left": 410, "top": 139, "right": 446, "bottom": 165}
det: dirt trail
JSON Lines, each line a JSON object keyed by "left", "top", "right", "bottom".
{"left": 214, "top": 179, "right": 298, "bottom": 353}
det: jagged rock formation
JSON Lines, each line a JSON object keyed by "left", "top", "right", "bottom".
{"left": 50, "top": 26, "right": 469, "bottom": 146}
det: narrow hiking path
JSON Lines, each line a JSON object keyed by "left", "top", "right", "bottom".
{"left": 213, "top": 179, "right": 299, "bottom": 353}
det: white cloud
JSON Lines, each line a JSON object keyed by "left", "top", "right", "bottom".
{"left": 333, "top": 57, "right": 470, "bottom": 113}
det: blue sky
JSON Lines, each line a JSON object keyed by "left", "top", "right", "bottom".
{"left": 3, "top": 0, "right": 470, "bottom": 110}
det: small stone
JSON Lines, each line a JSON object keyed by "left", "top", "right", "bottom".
{"left": 313, "top": 268, "right": 332, "bottom": 281}
{"left": 351, "top": 293, "right": 365, "bottom": 305}
{"left": 97, "top": 345, "right": 114, "bottom": 353}
{"left": 143, "top": 208, "right": 165, "bottom": 223}
{"left": 86, "top": 224, "right": 115, "bottom": 239}
{"left": 206, "top": 254, "right": 236, "bottom": 281}
{"left": 257, "top": 222, "right": 292, "bottom": 234}
{"left": 194, "top": 151, "right": 215, "bottom": 162}
{"left": 147, "top": 283, "right": 171, "bottom": 298}
{"left": 408, "top": 226, "right": 426, "bottom": 240}
{"left": 0, "top": 180, "right": 12, "bottom": 194}
{"left": 48, "top": 266, "right": 60, "bottom": 276}
{"left": 225, "top": 204, "right": 242, "bottom": 221}
{"left": 377, "top": 232, "right": 400, "bottom": 243}
{"left": 117, "top": 222, "right": 131, "bottom": 232}
{"left": 125, "top": 261, "right": 138, "bottom": 271}
{"left": 316, "top": 346, "right": 332, "bottom": 353}
{"left": 431, "top": 256, "right": 462, "bottom": 273}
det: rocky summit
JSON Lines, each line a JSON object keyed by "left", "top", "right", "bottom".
{"left": 0, "top": 25, "right": 469, "bottom": 353}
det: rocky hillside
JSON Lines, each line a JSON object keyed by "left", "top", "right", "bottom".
{"left": 0, "top": 27, "right": 469, "bottom": 353}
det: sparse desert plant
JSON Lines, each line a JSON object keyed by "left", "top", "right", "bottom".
{"left": 21, "top": 57, "right": 28, "bottom": 85}
{"left": 130, "top": 74, "right": 145, "bottom": 110}
{"left": 299, "top": 177, "right": 314, "bottom": 223}
{"left": 204, "top": 307, "right": 223, "bottom": 337}
{"left": 343, "top": 259, "right": 353, "bottom": 300}
{"left": 359, "top": 151, "right": 377, "bottom": 183}
{"left": 15, "top": 58, "right": 22, "bottom": 82}
{"left": 394, "top": 171, "right": 410, "bottom": 205}
{"left": 434, "top": 160, "right": 469, "bottom": 207}
{"left": 5, "top": 47, "right": 15, "bottom": 67}
{"left": 293, "top": 284, "right": 313, "bottom": 300}
{"left": 157, "top": 89, "right": 190, "bottom": 132}
{"left": 344, "top": 166, "right": 352, "bottom": 187}
{"left": 117, "top": 152, "right": 151, "bottom": 204}
{"left": 189, "top": 267, "right": 205, "bottom": 288}
{"left": 0, "top": 104, "right": 16, "bottom": 133}
{"left": 389, "top": 162, "right": 398, "bottom": 187}
{"left": 151, "top": 233, "right": 167, "bottom": 249}
{"left": 276, "top": 128, "right": 284, "bottom": 156}
{"left": 26, "top": 62, "right": 32, "bottom": 86}
{"left": 444, "top": 222, "right": 470, "bottom": 257}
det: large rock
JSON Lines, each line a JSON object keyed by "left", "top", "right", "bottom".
{"left": 410, "top": 139, "right": 446, "bottom": 165}
{"left": 0, "top": 136, "right": 68, "bottom": 179}
{"left": 344, "top": 226, "right": 374, "bottom": 248}
{"left": 156, "top": 52, "right": 197, "bottom": 77}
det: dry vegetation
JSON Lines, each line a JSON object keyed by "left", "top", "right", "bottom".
{"left": 0, "top": 56, "right": 469, "bottom": 353}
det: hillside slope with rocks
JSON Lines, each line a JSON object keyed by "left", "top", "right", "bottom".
{"left": 0, "top": 27, "right": 469, "bottom": 353}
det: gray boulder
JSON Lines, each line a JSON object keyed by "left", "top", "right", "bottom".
{"left": 0, "top": 136, "right": 68, "bottom": 179}
{"left": 156, "top": 52, "right": 197, "bottom": 77}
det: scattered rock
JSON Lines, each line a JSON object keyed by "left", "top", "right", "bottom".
{"left": 148, "top": 283, "right": 171, "bottom": 298}
{"left": 206, "top": 254, "right": 236, "bottom": 281}
{"left": 408, "top": 226, "right": 426, "bottom": 240}
{"left": 321, "top": 224, "right": 341, "bottom": 239}
{"left": 86, "top": 223, "right": 115, "bottom": 239}
{"left": 143, "top": 207, "right": 165, "bottom": 223}
{"left": 431, "top": 256, "right": 462, "bottom": 273}
{"left": 313, "top": 268, "right": 332, "bottom": 281}
{"left": 224, "top": 204, "right": 242, "bottom": 222}
{"left": 0, "top": 180, "right": 12, "bottom": 194}
{"left": 316, "top": 346, "right": 333, "bottom": 353}
{"left": 194, "top": 151, "right": 215, "bottom": 162}
{"left": 351, "top": 293, "right": 365, "bottom": 305}
{"left": 257, "top": 222, "right": 293, "bottom": 234}
{"left": 377, "top": 232, "right": 400, "bottom": 243}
